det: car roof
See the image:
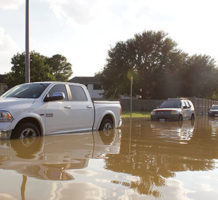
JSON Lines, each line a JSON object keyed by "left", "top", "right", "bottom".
{"left": 167, "top": 98, "right": 189, "bottom": 101}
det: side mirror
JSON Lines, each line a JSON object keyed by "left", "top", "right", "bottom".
{"left": 44, "top": 92, "right": 65, "bottom": 102}
{"left": 183, "top": 105, "right": 188, "bottom": 109}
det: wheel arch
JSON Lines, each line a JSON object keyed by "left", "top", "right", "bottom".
{"left": 98, "top": 112, "right": 115, "bottom": 130}
{"left": 12, "top": 116, "right": 44, "bottom": 136}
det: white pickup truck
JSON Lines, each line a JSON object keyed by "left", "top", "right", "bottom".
{"left": 0, "top": 82, "right": 122, "bottom": 139}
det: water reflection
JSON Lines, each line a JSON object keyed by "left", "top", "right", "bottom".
{"left": 1, "top": 118, "right": 218, "bottom": 199}
{"left": 105, "top": 118, "right": 218, "bottom": 197}
{"left": 150, "top": 120, "right": 194, "bottom": 143}
{"left": 209, "top": 118, "right": 218, "bottom": 136}
{"left": 0, "top": 130, "right": 121, "bottom": 181}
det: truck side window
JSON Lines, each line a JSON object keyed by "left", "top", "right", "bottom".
{"left": 48, "top": 84, "right": 68, "bottom": 101}
{"left": 69, "top": 85, "right": 88, "bottom": 101}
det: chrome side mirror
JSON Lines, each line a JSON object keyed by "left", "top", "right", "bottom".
{"left": 44, "top": 92, "right": 65, "bottom": 102}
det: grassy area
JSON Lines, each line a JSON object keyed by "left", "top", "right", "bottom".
{"left": 122, "top": 111, "right": 150, "bottom": 118}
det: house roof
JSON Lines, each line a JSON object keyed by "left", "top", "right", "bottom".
{"left": 69, "top": 76, "right": 100, "bottom": 84}
{"left": 0, "top": 74, "right": 6, "bottom": 83}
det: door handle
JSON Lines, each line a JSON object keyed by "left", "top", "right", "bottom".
{"left": 86, "top": 105, "right": 93, "bottom": 109}
{"left": 64, "top": 106, "right": 71, "bottom": 109}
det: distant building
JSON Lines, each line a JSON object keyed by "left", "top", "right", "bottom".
{"left": 0, "top": 75, "right": 7, "bottom": 95}
{"left": 69, "top": 76, "right": 104, "bottom": 99}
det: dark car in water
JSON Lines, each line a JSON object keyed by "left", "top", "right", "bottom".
{"left": 150, "top": 98, "right": 195, "bottom": 121}
{"left": 208, "top": 105, "right": 218, "bottom": 117}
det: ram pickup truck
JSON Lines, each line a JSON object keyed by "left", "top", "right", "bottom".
{"left": 0, "top": 82, "right": 122, "bottom": 139}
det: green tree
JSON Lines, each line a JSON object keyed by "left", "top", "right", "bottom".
{"left": 46, "top": 54, "right": 72, "bottom": 81}
{"left": 182, "top": 55, "right": 217, "bottom": 98}
{"left": 99, "top": 31, "right": 185, "bottom": 99}
{"left": 5, "top": 52, "right": 73, "bottom": 88}
{"left": 99, "top": 30, "right": 218, "bottom": 99}
{"left": 160, "top": 51, "right": 188, "bottom": 98}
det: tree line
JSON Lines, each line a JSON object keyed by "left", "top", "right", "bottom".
{"left": 98, "top": 31, "right": 218, "bottom": 99}
{"left": 5, "top": 52, "right": 72, "bottom": 89}
{"left": 4, "top": 30, "right": 218, "bottom": 100}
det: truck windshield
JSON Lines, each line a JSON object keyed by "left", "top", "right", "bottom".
{"left": 1, "top": 83, "right": 50, "bottom": 99}
{"left": 159, "top": 100, "right": 181, "bottom": 108}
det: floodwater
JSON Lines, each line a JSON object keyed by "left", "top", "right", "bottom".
{"left": 1, "top": 118, "right": 218, "bottom": 200}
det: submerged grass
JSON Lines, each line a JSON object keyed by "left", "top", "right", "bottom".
{"left": 122, "top": 111, "right": 150, "bottom": 118}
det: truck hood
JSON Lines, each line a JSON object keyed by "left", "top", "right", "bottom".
{"left": 0, "top": 97, "right": 35, "bottom": 110}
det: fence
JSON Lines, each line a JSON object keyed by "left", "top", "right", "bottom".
{"left": 189, "top": 97, "right": 218, "bottom": 116}
{"left": 120, "top": 97, "right": 218, "bottom": 116}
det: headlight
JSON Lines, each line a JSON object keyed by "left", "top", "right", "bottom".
{"left": 0, "top": 110, "right": 13, "bottom": 122}
{"left": 151, "top": 111, "right": 156, "bottom": 115}
{"left": 171, "top": 110, "right": 179, "bottom": 114}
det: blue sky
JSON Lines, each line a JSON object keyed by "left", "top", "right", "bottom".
{"left": 0, "top": 0, "right": 218, "bottom": 78}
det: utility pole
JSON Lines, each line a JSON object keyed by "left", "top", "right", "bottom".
{"left": 25, "top": 0, "right": 30, "bottom": 83}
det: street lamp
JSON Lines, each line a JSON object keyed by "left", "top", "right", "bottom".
{"left": 127, "top": 68, "right": 137, "bottom": 118}
{"left": 25, "top": 0, "right": 30, "bottom": 83}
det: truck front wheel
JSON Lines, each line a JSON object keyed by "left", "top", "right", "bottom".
{"left": 11, "top": 122, "right": 41, "bottom": 139}
{"left": 99, "top": 118, "right": 114, "bottom": 131}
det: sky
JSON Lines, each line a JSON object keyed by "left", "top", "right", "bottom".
{"left": 0, "top": 0, "right": 218, "bottom": 78}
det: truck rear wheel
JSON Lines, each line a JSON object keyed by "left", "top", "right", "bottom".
{"left": 11, "top": 122, "right": 41, "bottom": 139}
{"left": 99, "top": 118, "right": 114, "bottom": 131}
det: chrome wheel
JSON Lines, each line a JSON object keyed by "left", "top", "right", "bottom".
{"left": 103, "top": 122, "right": 113, "bottom": 130}
{"left": 11, "top": 122, "right": 41, "bottom": 140}
{"left": 20, "top": 128, "right": 37, "bottom": 139}
{"left": 99, "top": 118, "right": 114, "bottom": 131}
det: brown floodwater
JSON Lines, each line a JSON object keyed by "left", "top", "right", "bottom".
{"left": 1, "top": 117, "right": 218, "bottom": 200}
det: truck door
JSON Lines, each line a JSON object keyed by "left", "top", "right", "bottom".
{"left": 44, "top": 84, "right": 73, "bottom": 134}
{"left": 68, "top": 84, "right": 94, "bottom": 131}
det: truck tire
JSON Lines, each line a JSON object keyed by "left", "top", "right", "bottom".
{"left": 99, "top": 118, "right": 114, "bottom": 131}
{"left": 11, "top": 122, "right": 41, "bottom": 139}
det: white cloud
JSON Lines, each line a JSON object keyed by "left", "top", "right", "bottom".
{"left": 0, "top": 27, "right": 18, "bottom": 73}
{"left": 54, "top": 182, "right": 104, "bottom": 200}
{"left": 0, "top": 0, "right": 24, "bottom": 10}
{"left": 0, "top": 28, "right": 17, "bottom": 51}
{"left": 44, "top": 0, "right": 98, "bottom": 25}
{"left": 0, "top": 193, "right": 16, "bottom": 200}
{"left": 39, "top": 0, "right": 218, "bottom": 76}
{"left": 201, "top": 184, "right": 213, "bottom": 192}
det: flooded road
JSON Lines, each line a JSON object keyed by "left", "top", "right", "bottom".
{"left": 1, "top": 117, "right": 218, "bottom": 200}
